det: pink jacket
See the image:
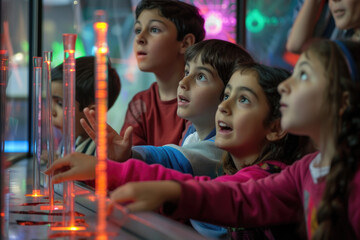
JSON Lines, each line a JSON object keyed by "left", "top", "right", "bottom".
{"left": 167, "top": 152, "right": 360, "bottom": 239}
{"left": 106, "top": 158, "right": 288, "bottom": 191}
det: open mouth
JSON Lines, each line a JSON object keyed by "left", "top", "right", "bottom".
{"left": 218, "top": 121, "right": 232, "bottom": 131}
{"left": 178, "top": 95, "right": 189, "bottom": 103}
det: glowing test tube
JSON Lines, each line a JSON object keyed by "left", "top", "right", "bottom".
{"left": 94, "top": 10, "right": 108, "bottom": 238}
{"left": 0, "top": 50, "right": 9, "bottom": 239}
{"left": 31, "top": 57, "right": 43, "bottom": 197}
{"left": 62, "top": 33, "right": 76, "bottom": 228}
{"left": 43, "top": 51, "right": 55, "bottom": 206}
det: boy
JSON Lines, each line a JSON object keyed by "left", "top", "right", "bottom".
{"left": 120, "top": 0, "right": 205, "bottom": 146}
{"left": 51, "top": 56, "right": 121, "bottom": 156}
{"left": 78, "top": 40, "right": 253, "bottom": 177}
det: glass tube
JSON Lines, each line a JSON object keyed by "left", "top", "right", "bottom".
{"left": 43, "top": 51, "right": 54, "bottom": 207}
{"left": 32, "top": 57, "right": 43, "bottom": 197}
{"left": 94, "top": 10, "right": 108, "bottom": 237}
{"left": 0, "top": 50, "right": 9, "bottom": 239}
{"left": 62, "top": 33, "right": 76, "bottom": 227}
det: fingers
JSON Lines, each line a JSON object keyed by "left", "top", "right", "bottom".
{"left": 44, "top": 157, "right": 71, "bottom": 175}
{"left": 109, "top": 184, "right": 136, "bottom": 204}
{"left": 51, "top": 168, "right": 77, "bottom": 184}
{"left": 123, "top": 126, "right": 133, "bottom": 143}
{"left": 83, "top": 107, "right": 97, "bottom": 131}
{"left": 80, "top": 118, "right": 96, "bottom": 140}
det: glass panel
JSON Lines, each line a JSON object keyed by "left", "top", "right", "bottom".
{"left": 246, "top": 0, "right": 298, "bottom": 70}
{"left": 1, "top": 0, "right": 30, "bottom": 156}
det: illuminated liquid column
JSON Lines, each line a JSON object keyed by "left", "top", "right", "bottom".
{"left": 62, "top": 34, "right": 76, "bottom": 227}
{"left": 94, "top": 10, "right": 108, "bottom": 238}
{"left": 0, "top": 50, "right": 9, "bottom": 239}
{"left": 43, "top": 51, "right": 54, "bottom": 206}
{"left": 32, "top": 57, "right": 43, "bottom": 196}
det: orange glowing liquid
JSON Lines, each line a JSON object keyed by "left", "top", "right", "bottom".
{"left": 25, "top": 189, "right": 44, "bottom": 197}
{"left": 51, "top": 226, "right": 86, "bottom": 231}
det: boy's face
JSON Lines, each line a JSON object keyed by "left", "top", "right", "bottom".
{"left": 329, "top": 0, "right": 360, "bottom": 30}
{"left": 51, "top": 81, "right": 87, "bottom": 139}
{"left": 133, "top": 9, "right": 184, "bottom": 73}
{"left": 177, "top": 56, "right": 224, "bottom": 126}
{"left": 215, "top": 71, "right": 271, "bottom": 156}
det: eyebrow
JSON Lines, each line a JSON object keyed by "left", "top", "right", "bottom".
{"left": 135, "top": 19, "right": 166, "bottom": 26}
{"left": 225, "top": 84, "right": 259, "bottom": 99}
{"left": 186, "top": 63, "right": 215, "bottom": 77}
{"left": 297, "top": 60, "right": 312, "bottom": 69}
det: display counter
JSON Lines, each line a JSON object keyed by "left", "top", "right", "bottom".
{"left": 6, "top": 158, "right": 208, "bottom": 239}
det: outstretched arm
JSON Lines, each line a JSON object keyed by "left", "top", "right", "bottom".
{"left": 286, "top": 0, "right": 324, "bottom": 53}
{"left": 108, "top": 160, "right": 305, "bottom": 228}
{"left": 108, "top": 181, "right": 181, "bottom": 213}
{"left": 44, "top": 152, "right": 97, "bottom": 183}
{"left": 80, "top": 107, "right": 133, "bottom": 162}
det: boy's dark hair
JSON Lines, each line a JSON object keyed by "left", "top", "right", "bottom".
{"left": 185, "top": 39, "right": 253, "bottom": 89}
{"left": 51, "top": 56, "right": 121, "bottom": 111}
{"left": 221, "top": 63, "right": 308, "bottom": 175}
{"left": 135, "top": 0, "right": 205, "bottom": 43}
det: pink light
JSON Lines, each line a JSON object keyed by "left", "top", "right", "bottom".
{"left": 204, "top": 12, "right": 223, "bottom": 35}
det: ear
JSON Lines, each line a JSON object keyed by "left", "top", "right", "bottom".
{"left": 179, "top": 33, "right": 196, "bottom": 54}
{"left": 339, "top": 91, "right": 349, "bottom": 116}
{"left": 266, "top": 119, "right": 287, "bottom": 142}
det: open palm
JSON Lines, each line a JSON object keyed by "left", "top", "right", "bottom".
{"left": 80, "top": 107, "right": 133, "bottom": 162}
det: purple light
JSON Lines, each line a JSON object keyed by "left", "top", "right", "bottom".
{"left": 204, "top": 12, "right": 223, "bottom": 35}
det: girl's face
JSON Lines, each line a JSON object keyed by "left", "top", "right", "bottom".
{"left": 215, "top": 70, "right": 271, "bottom": 157}
{"left": 278, "top": 52, "right": 328, "bottom": 141}
{"left": 329, "top": 0, "right": 360, "bottom": 30}
{"left": 133, "top": 9, "right": 184, "bottom": 73}
{"left": 51, "top": 81, "right": 87, "bottom": 139}
{"left": 177, "top": 57, "right": 224, "bottom": 125}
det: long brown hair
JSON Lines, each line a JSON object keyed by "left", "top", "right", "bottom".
{"left": 220, "top": 62, "right": 308, "bottom": 175}
{"left": 308, "top": 40, "right": 360, "bottom": 239}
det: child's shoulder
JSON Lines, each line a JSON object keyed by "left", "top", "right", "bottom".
{"left": 131, "top": 82, "right": 158, "bottom": 100}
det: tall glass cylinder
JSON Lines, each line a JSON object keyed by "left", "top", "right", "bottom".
{"left": 62, "top": 33, "right": 77, "bottom": 227}
{"left": 0, "top": 50, "right": 9, "bottom": 240}
{"left": 32, "top": 57, "right": 43, "bottom": 196}
{"left": 94, "top": 10, "right": 108, "bottom": 237}
{"left": 43, "top": 51, "right": 54, "bottom": 206}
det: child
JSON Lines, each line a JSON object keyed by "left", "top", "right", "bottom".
{"left": 287, "top": 0, "right": 360, "bottom": 54}
{"left": 328, "top": 0, "right": 360, "bottom": 41}
{"left": 106, "top": 40, "right": 360, "bottom": 239}
{"left": 48, "top": 39, "right": 254, "bottom": 178}
{"left": 46, "top": 62, "right": 306, "bottom": 239}
{"left": 51, "top": 56, "right": 121, "bottom": 156}
{"left": 120, "top": 0, "right": 205, "bottom": 146}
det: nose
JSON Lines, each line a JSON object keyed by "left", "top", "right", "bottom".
{"left": 135, "top": 30, "right": 146, "bottom": 45}
{"left": 277, "top": 77, "right": 291, "bottom": 95}
{"left": 179, "top": 74, "right": 191, "bottom": 90}
{"left": 217, "top": 98, "right": 231, "bottom": 115}
{"left": 52, "top": 105, "right": 57, "bottom": 118}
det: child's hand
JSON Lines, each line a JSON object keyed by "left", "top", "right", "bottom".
{"left": 44, "top": 152, "right": 97, "bottom": 184}
{"left": 80, "top": 107, "right": 133, "bottom": 162}
{"left": 107, "top": 181, "right": 181, "bottom": 213}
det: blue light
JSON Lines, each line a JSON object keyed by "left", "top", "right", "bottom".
{"left": 5, "top": 141, "right": 29, "bottom": 152}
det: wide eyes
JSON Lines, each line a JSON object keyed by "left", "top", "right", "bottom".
{"left": 134, "top": 26, "right": 161, "bottom": 35}
{"left": 239, "top": 96, "right": 250, "bottom": 104}
{"left": 53, "top": 97, "right": 63, "bottom": 107}
{"left": 300, "top": 71, "right": 308, "bottom": 81}
{"left": 222, "top": 92, "right": 251, "bottom": 105}
{"left": 196, "top": 73, "right": 207, "bottom": 81}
